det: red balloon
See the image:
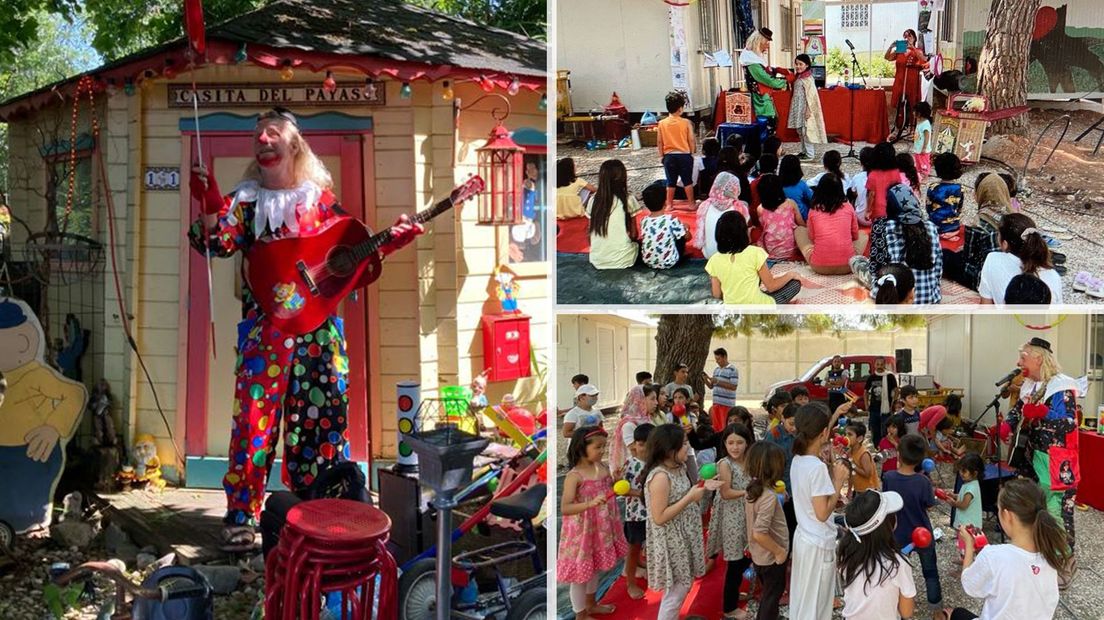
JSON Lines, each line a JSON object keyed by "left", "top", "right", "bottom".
{"left": 911, "top": 527, "right": 932, "bottom": 549}
{"left": 672, "top": 403, "right": 686, "bottom": 417}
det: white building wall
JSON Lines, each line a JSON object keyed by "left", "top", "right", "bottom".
{"left": 824, "top": 2, "right": 920, "bottom": 58}
{"left": 928, "top": 314, "right": 1092, "bottom": 424}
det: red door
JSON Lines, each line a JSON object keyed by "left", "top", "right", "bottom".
{"left": 183, "top": 131, "right": 373, "bottom": 477}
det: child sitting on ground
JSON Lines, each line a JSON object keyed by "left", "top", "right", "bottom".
{"left": 934, "top": 417, "right": 966, "bottom": 459}
{"left": 896, "top": 152, "right": 922, "bottom": 197}
{"left": 780, "top": 154, "right": 814, "bottom": 220}
{"left": 927, "top": 152, "right": 965, "bottom": 236}
{"left": 587, "top": 159, "right": 641, "bottom": 270}
{"left": 796, "top": 174, "right": 865, "bottom": 275}
{"left": 865, "top": 142, "right": 901, "bottom": 224}
{"left": 706, "top": 211, "right": 802, "bottom": 305}
{"left": 853, "top": 146, "right": 875, "bottom": 226}
{"left": 838, "top": 489, "right": 917, "bottom": 619}
{"left": 874, "top": 263, "right": 917, "bottom": 304}
{"left": 809, "top": 149, "right": 849, "bottom": 190}
{"left": 639, "top": 181, "right": 690, "bottom": 270}
{"left": 1004, "top": 273, "right": 1053, "bottom": 305}
{"left": 557, "top": 157, "right": 597, "bottom": 219}
{"left": 756, "top": 173, "right": 804, "bottom": 261}
{"left": 695, "top": 172, "right": 749, "bottom": 260}
{"left": 657, "top": 91, "right": 697, "bottom": 209}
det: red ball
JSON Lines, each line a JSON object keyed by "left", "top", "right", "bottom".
{"left": 911, "top": 527, "right": 933, "bottom": 549}
{"left": 672, "top": 403, "right": 686, "bottom": 417}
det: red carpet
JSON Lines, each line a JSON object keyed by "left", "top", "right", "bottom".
{"left": 598, "top": 559, "right": 750, "bottom": 619}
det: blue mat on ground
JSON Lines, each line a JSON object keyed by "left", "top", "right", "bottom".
{"left": 556, "top": 253, "right": 713, "bottom": 305}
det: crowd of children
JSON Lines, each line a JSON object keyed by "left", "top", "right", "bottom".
{"left": 559, "top": 373, "right": 1070, "bottom": 620}
{"left": 558, "top": 93, "right": 1065, "bottom": 306}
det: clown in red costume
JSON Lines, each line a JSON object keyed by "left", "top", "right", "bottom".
{"left": 189, "top": 107, "right": 422, "bottom": 548}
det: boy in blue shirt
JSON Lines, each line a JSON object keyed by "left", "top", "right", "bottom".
{"left": 882, "top": 433, "right": 942, "bottom": 611}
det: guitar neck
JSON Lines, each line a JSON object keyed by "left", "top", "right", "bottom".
{"left": 351, "top": 196, "right": 454, "bottom": 261}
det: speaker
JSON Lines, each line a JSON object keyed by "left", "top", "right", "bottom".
{"left": 895, "top": 349, "right": 913, "bottom": 374}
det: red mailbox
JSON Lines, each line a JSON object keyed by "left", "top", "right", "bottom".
{"left": 481, "top": 314, "right": 531, "bottom": 383}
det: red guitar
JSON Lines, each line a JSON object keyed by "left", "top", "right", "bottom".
{"left": 247, "top": 176, "right": 484, "bottom": 333}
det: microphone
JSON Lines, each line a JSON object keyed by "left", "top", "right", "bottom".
{"left": 845, "top": 39, "right": 855, "bottom": 51}
{"left": 995, "top": 368, "right": 1022, "bottom": 387}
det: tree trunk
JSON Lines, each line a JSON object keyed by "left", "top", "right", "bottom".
{"left": 653, "top": 314, "right": 715, "bottom": 403}
{"left": 977, "top": 0, "right": 1041, "bottom": 135}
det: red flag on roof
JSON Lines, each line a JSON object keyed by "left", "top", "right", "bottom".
{"left": 185, "top": 0, "right": 207, "bottom": 57}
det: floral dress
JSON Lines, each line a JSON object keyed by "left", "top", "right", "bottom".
{"left": 645, "top": 465, "right": 706, "bottom": 589}
{"left": 758, "top": 202, "right": 799, "bottom": 260}
{"left": 557, "top": 472, "right": 629, "bottom": 583}
{"left": 706, "top": 457, "right": 750, "bottom": 560}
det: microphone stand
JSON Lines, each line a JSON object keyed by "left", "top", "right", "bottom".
{"left": 968, "top": 385, "right": 1014, "bottom": 542}
{"left": 843, "top": 45, "right": 866, "bottom": 160}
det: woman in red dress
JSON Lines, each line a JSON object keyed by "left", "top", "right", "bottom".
{"left": 884, "top": 29, "right": 930, "bottom": 133}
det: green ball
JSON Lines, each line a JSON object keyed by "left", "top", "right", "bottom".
{"left": 487, "top": 476, "right": 500, "bottom": 493}
{"left": 699, "top": 463, "right": 717, "bottom": 480}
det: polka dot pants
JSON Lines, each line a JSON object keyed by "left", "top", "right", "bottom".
{"left": 223, "top": 315, "right": 351, "bottom": 526}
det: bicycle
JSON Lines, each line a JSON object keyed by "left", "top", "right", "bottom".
{"left": 398, "top": 484, "right": 547, "bottom": 620}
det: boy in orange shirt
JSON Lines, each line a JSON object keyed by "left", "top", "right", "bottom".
{"left": 656, "top": 91, "right": 697, "bottom": 210}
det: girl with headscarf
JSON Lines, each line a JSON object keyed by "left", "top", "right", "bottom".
{"left": 694, "top": 172, "right": 750, "bottom": 259}
{"left": 612, "top": 384, "right": 662, "bottom": 473}
{"left": 851, "top": 183, "right": 942, "bottom": 303}
{"left": 1008, "top": 337, "right": 1080, "bottom": 586}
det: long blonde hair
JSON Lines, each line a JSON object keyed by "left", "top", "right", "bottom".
{"left": 745, "top": 31, "right": 769, "bottom": 52}
{"left": 1023, "top": 343, "right": 1061, "bottom": 386}
{"left": 242, "top": 118, "right": 333, "bottom": 190}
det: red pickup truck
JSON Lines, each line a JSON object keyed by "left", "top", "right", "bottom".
{"left": 764, "top": 354, "right": 896, "bottom": 412}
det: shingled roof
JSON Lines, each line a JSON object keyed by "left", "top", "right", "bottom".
{"left": 0, "top": 0, "right": 545, "bottom": 119}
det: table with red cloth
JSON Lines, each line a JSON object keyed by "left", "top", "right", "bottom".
{"left": 712, "top": 88, "right": 888, "bottom": 144}
{"left": 770, "top": 88, "right": 889, "bottom": 145}
{"left": 1077, "top": 430, "right": 1104, "bottom": 510}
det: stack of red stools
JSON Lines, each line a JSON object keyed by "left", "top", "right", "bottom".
{"left": 265, "top": 498, "right": 397, "bottom": 620}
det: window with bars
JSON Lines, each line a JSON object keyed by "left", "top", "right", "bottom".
{"left": 841, "top": 4, "right": 870, "bottom": 30}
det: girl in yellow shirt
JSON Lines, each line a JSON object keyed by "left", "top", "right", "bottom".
{"left": 705, "top": 211, "right": 802, "bottom": 304}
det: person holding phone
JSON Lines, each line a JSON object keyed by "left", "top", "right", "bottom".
{"left": 884, "top": 29, "right": 930, "bottom": 135}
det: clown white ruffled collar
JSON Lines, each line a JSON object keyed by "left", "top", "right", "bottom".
{"left": 229, "top": 179, "right": 323, "bottom": 237}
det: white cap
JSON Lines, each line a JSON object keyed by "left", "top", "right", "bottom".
{"left": 846, "top": 490, "right": 904, "bottom": 538}
{"left": 575, "top": 384, "right": 599, "bottom": 397}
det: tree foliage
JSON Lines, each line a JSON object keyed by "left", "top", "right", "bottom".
{"left": 406, "top": 0, "right": 546, "bottom": 41}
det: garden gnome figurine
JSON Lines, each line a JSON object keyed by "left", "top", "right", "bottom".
{"left": 0, "top": 298, "right": 87, "bottom": 532}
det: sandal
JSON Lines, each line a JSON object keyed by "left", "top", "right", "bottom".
{"left": 1073, "top": 271, "right": 1097, "bottom": 292}
{"left": 219, "top": 525, "right": 258, "bottom": 552}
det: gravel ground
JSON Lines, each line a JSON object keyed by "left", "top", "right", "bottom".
{"left": 559, "top": 109, "right": 1104, "bottom": 304}
{"left": 0, "top": 529, "right": 262, "bottom": 619}
{"left": 555, "top": 404, "right": 1103, "bottom": 619}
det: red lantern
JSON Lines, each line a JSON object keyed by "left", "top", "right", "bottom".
{"left": 476, "top": 122, "right": 524, "bottom": 225}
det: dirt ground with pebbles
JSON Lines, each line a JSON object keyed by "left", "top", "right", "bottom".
{"left": 560, "top": 105, "right": 1104, "bottom": 304}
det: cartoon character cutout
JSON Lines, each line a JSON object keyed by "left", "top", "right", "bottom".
{"left": 494, "top": 266, "right": 521, "bottom": 313}
{"left": 1059, "top": 460, "right": 1074, "bottom": 485}
{"left": 936, "top": 126, "right": 956, "bottom": 154}
{"left": 0, "top": 298, "right": 88, "bottom": 533}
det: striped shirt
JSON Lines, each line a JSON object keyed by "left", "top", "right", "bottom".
{"left": 712, "top": 364, "right": 739, "bottom": 407}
